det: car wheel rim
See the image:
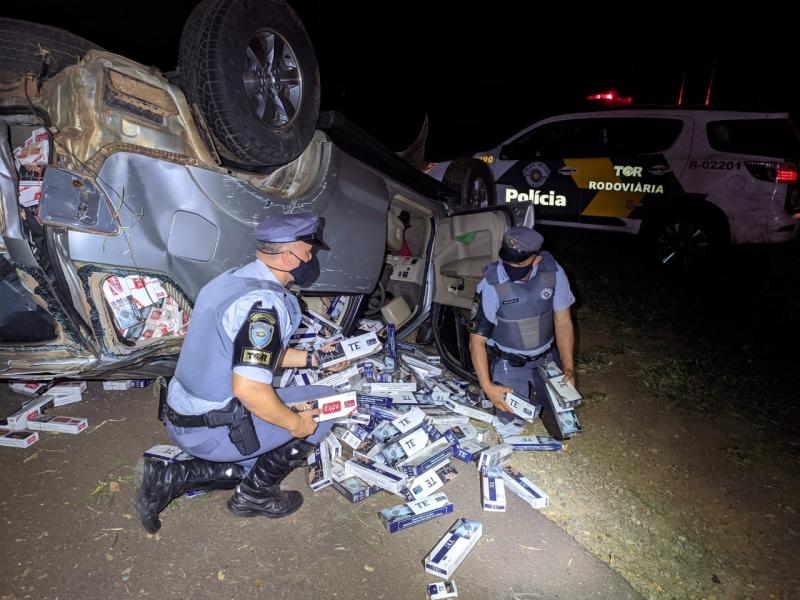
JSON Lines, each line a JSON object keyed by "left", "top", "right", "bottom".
{"left": 242, "top": 29, "right": 302, "bottom": 129}
{"left": 467, "top": 177, "right": 488, "bottom": 208}
{"left": 655, "top": 222, "right": 710, "bottom": 267}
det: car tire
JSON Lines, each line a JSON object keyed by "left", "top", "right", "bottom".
{"left": 642, "top": 212, "right": 729, "bottom": 270}
{"left": 178, "top": 0, "right": 320, "bottom": 170}
{"left": 443, "top": 158, "right": 496, "bottom": 210}
{"left": 0, "top": 18, "right": 101, "bottom": 79}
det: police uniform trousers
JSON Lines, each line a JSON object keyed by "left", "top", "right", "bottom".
{"left": 492, "top": 347, "right": 563, "bottom": 424}
{"left": 166, "top": 385, "right": 335, "bottom": 471}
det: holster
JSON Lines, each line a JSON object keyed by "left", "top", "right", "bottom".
{"left": 155, "top": 376, "right": 168, "bottom": 424}
{"left": 205, "top": 398, "right": 260, "bottom": 456}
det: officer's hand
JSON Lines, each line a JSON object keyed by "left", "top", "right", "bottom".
{"left": 289, "top": 409, "right": 320, "bottom": 439}
{"left": 485, "top": 383, "right": 514, "bottom": 414}
{"left": 561, "top": 368, "right": 576, "bottom": 387}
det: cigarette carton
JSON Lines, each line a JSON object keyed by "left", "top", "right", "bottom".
{"left": 450, "top": 439, "right": 488, "bottom": 463}
{"left": 427, "top": 580, "right": 458, "bottom": 599}
{"left": 314, "top": 391, "right": 358, "bottom": 422}
{"left": 443, "top": 398, "right": 494, "bottom": 424}
{"left": 331, "top": 475, "right": 381, "bottom": 503}
{"left": 316, "top": 365, "right": 360, "bottom": 388}
{"left": 476, "top": 444, "right": 514, "bottom": 471}
{"left": 3, "top": 395, "right": 54, "bottom": 431}
{"left": 357, "top": 318, "right": 384, "bottom": 334}
{"left": 379, "top": 427, "right": 430, "bottom": 466}
{"left": 9, "top": 382, "right": 47, "bottom": 396}
{"left": 396, "top": 340, "right": 416, "bottom": 352}
{"left": 500, "top": 464, "right": 549, "bottom": 509}
{"left": 414, "top": 348, "right": 442, "bottom": 365}
{"left": 307, "top": 444, "right": 332, "bottom": 491}
{"left": 419, "top": 407, "right": 471, "bottom": 430}
{"left": 424, "top": 518, "right": 483, "bottom": 579}
{"left": 401, "top": 354, "right": 443, "bottom": 377}
{"left": 316, "top": 332, "right": 382, "bottom": 369}
{"left": 481, "top": 465, "right": 506, "bottom": 512}
{"left": 143, "top": 444, "right": 191, "bottom": 462}
{"left": 443, "top": 424, "right": 478, "bottom": 447}
{"left": 386, "top": 323, "right": 397, "bottom": 360}
{"left": 502, "top": 435, "right": 563, "bottom": 452}
{"left": 503, "top": 392, "right": 541, "bottom": 422}
{"left": 545, "top": 375, "right": 582, "bottom": 409}
{"left": 357, "top": 394, "right": 394, "bottom": 409}
{"left": 322, "top": 432, "right": 342, "bottom": 459}
{"left": 303, "top": 309, "right": 341, "bottom": 338}
{"left": 338, "top": 424, "right": 369, "bottom": 450}
{"left": 431, "top": 384, "right": 451, "bottom": 405}
{"left": 26, "top": 415, "right": 88, "bottom": 434}
{"left": 388, "top": 391, "right": 419, "bottom": 405}
{"left": 397, "top": 437, "right": 454, "bottom": 477}
{"left": 344, "top": 456, "right": 408, "bottom": 494}
{"left": 554, "top": 408, "right": 582, "bottom": 437}
{"left": 353, "top": 437, "right": 384, "bottom": 461}
{"left": 363, "top": 382, "right": 418, "bottom": 394}
{"left": 403, "top": 459, "right": 459, "bottom": 501}
{"left": 380, "top": 493, "right": 453, "bottom": 533}
{"left": 0, "top": 428, "right": 39, "bottom": 448}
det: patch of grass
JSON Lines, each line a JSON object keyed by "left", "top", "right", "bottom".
{"left": 576, "top": 345, "right": 619, "bottom": 375}
{"left": 635, "top": 356, "right": 732, "bottom": 412}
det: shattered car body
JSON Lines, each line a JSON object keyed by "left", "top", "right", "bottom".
{"left": 0, "top": 49, "right": 511, "bottom": 380}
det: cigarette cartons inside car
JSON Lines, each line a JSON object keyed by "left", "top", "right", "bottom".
{"left": 424, "top": 518, "right": 483, "bottom": 578}
{"left": 315, "top": 332, "right": 382, "bottom": 369}
{"left": 380, "top": 493, "right": 454, "bottom": 533}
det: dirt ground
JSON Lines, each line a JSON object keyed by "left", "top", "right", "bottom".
{"left": 1, "top": 229, "right": 798, "bottom": 600}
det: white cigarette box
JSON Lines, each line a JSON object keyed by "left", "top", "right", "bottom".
{"left": 9, "top": 381, "right": 47, "bottom": 396}
{"left": 322, "top": 432, "right": 342, "bottom": 459}
{"left": 307, "top": 444, "right": 332, "bottom": 491}
{"left": 26, "top": 415, "right": 88, "bottom": 434}
{"left": 547, "top": 376, "right": 582, "bottom": 409}
{"left": 363, "top": 382, "right": 418, "bottom": 394}
{"left": 380, "top": 427, "right": 430, "bottom": 466}
{"left": 450, "top": 439, "right": 488, "bottom": 463}
{"left": 501, "top": 464, "right": 549, "bottom": 509}
{"left": 316, "top": 332, "right": 382, "bottom": 368}
{"left": 397, "top": 437, "right": 454, "bottom": 477}
{"left": 424, "top": 518, "right": 483, "bottom": 579}
{"left": 344, "top": 456, "right": 407, "bottom": 494}
{"left": 3, "top": 395, "right": 54, "bottom": 431}
{"left": 431, "top": 384, "right": 451, "bottom": 405}
{"left": 314, "top": 391, "right": 358, "bottom": 422}
{"left": 504, "top": 392, "right": 540, "bottom": 422}
{"left": 331, "top": 476, "right": 381, "bottom": 503}
{"left": 316, "top": 365, "right": 361, "bottom": 388}
{"left": 403, "top": 459, "right": 459, "bottom": 501}
{"left": 0, "top": 428, "right": 39, "bottom": 448}
{"left": 415, "top": 348, "right": 442, "bottom": 365}
{"left": 443, "top": 398, "right": 494, "bottom": 424}
{"left": 476, "top": 444, "right": 514, "bottom": 471}
{"left": 481, "top": 465, "right": 506, "bottom": 512}
{"left": 502, "top": 435, "right": 563, "bottom": 452}
{"left": 380, "top": 492, "right": 453, "bottom": 533}
{"left": 427, "top": 580, "right": 458, "bottom": 599}
{"left": 401, "top": 354, "right": 443, "bottom": 377}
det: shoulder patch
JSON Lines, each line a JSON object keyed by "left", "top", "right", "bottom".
{"left": 233, "top": 302, "right": 283, "bottom": 372}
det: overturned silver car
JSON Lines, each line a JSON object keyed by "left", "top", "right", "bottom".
{"left": 0, "top": 1, "right": 513, "bottom": 380}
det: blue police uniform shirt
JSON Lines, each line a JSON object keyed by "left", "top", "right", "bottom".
{"left": 477, "top": 259, "right": 575, "bottom": 356}
{"left": 168, "top": 260, "right": 294, "bottom": 415}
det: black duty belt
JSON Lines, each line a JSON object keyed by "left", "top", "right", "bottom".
{"left": 494, "top": 347, "right": 551, "bottom": 365}
{"left": 165, "top": 405, "right": 208, "bottom": 428}
{"left": 164, "top": 399, "right": 260, "bottom": 456}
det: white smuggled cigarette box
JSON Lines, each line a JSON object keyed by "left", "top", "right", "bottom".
{"left": 443, "top": 424, "right": 478, "bottom": 446}
{"left": 420, "top": 407, "right": 471, "bottom": 430}
{"left": 314, "top": 391, "right": 358, "bottom": 422}
{"left": 0, "top": 428, "right": 39, "bottom": 448}
{"left": 388, "top": 391, "right": 419, "bottom": 405}
{"left": 504, "top": 392, "right": 540, "bottom": 422}
{"left": 344, "top": 456, "right": 407, "bottom": 494}
{"left": 476, "top": 444, "right": 514, "bottom": 471}
{"left": 427, "top": 580, "right": 458, "bottom": 599}
{"left": 307, "top": 444, "right": 332, "bottom": 491}
{"left": 501, "top": 464, "right": 549, "bottom": 509}
{"left": 364, "top": 382, "right": 418, "bottom": 394}
{"left": 380, "top": 493, "right": 453, "bottom": 533}
{"left": 431, "top": 384, "right": 451, "bottom": 405}
{"left": 481, "top": 465, "right": 506, "bottom": 512}
{"left": 337, "top": 424, "right": 369, "bottom": 450}
{"left": 403, "top": 459, "right": 459, "bottom": 501}
{"left": 103, "top": 381, "right": 133, "bottom": 391}
{"left": 397, "top": 437, "right": 454, "bottom": 477}
{"left": 3, "top": 395, "right": 54, "bottom": 431}
{"left": 26, "top": 415, "right": 88, "bottom": 434}
{"left": 451, "top": 439, "right": 488, "bottom": 463}
{"left": 401, "top": 354, "right": 443, "bottom": 377}
{"left": 9, "top": 381, "right": 47, "bottom": 396}
{"left": 502, "top": 435, "right": 563, "bottom": 451}
{"left": 414, "top": 348, "right": 442, "bottom": 365}
{"left": 316, "top": 365, "right": 360, "bottom": 388}
{"left": 379, "top": 427, "right": 430, "bottom": 466}
{"left": 353, "top": 437, "right": 384, "bottom": 462}
{"left": 144, "top": 444, "right": 191, "bottom": 462}
{"left": 332, "top": 475, "right": 380, "bottom": 503}
{"left": 323, "top": 432, "right": 342, "bottom": 459}
{"left": 424, "top": 518, "right": 483, "bottom": 579}
{"left": 443, "top": 398, "right": 494, "bottom": 424}
{"left": 316, "top": 332, "right": 382, "bottom": 368}
{"left": 547, "top": 375, "right": 582, "bottom": 408}
{"left": 303, "top": 309, "right": 341, "bottom": 337}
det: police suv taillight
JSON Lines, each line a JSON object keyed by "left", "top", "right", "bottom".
{"left": 744, "top": 161, "right": 798, "bottom": 184}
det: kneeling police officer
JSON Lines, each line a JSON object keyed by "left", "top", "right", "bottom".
{"left": 468, "top": 225, "right": 576, "bottom": 437}
{"left": 135, "top": 213, "right": 343, "bottom": 533}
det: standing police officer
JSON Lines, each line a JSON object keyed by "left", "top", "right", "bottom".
{"left": 135, "top": 213, "right": 343, "bottom": 533}
{"left": 468, "top": 225, "right": 576, "bottom": 437}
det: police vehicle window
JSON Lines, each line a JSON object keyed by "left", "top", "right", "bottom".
{"left": 606, "top": 119, "right": 683, "bottom": 155}
{"left": 501, "top": 120, "right": 612, "bottom": 159}
{"left": 707, "top": 119, "right": 800, "bottom": 158}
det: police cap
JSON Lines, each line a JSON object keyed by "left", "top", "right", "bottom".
{"left": 255, "top": 213, "right": 325, "bottom": 247}
{"left": 498, "top": 225, "right": 544, "bottom": 262}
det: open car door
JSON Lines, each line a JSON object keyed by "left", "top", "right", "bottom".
{"left": 430, "top": 207, "right": 511, "bottom": 378}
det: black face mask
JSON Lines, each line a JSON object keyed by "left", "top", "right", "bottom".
{"left": 503, "top": 261, "right": 533, "bottom": 281}
{"left": 287, "top": 252, "right": 319, "bottom": 286}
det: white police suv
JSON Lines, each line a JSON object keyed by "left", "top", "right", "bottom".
{"left": 427, "top": 109, "right": 800, "bottom": 266}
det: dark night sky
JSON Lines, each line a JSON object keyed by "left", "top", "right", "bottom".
{"left": 3, "top": 1, "right": 799, "bottom": 159}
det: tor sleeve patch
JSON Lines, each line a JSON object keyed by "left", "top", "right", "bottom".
{"left": 232, "top": 302, "right": 282, "bottom": 372}
{"left": 468, "top": 291, "right": 494, "bottom": 337}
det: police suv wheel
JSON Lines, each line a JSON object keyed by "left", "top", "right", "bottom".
{"left": 646, "top": 214, "right": 728, "bottom": 270}
{"left": 179, "top": 0, "right": 320, "bottom": 170}
{"left": 443, "top": 158, "right": 496, "bottom": 210}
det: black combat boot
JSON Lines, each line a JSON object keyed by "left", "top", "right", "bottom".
{"left": 134, "top": 457, "right": 244, "bottom": 534}
{"left": 227, "top": 438, "right": 315, "bottom": 518}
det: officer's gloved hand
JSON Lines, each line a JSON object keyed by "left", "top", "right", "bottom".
{"left": 483, "top": 382, "right": 514, "bottom": 414}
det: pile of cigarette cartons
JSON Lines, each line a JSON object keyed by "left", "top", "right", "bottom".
{"left": 102, "top": 275, "right": 189, "bottom": 342}
{"left": 1, "top": 381, "right": 90, "bottom": 447}
{"left": 13, "top": 127, "right": 50, "bottom": 208}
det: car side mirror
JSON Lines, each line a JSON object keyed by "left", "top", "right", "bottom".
{"left": 38, "top": 167, "right": 119, "bottom": 235}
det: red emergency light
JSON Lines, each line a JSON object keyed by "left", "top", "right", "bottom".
{"left": 586, "top": 90, "right": 633, "bottom": 106}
